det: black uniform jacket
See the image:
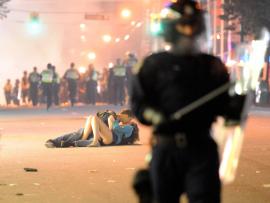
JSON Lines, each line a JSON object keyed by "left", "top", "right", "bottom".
{"left": 131, "top": 52, "right": 244, "bottom": 137}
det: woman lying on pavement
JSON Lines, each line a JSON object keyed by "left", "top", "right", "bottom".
{"left": 45, "top": 109, "right": 139, "bottom": 148}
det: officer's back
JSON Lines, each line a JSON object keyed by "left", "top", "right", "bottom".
{"left": 133, "top": 51, "right": 229, "bottom": 136}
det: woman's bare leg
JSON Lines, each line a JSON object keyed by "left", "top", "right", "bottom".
{"left": 81, "top": 116, "right": 94, "bottom": 140}
{"left": 90, "top": 116, "right": 113, "bottom": 145}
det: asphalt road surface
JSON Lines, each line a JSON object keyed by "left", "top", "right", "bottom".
{"left": 0, "top": 105, "right": 270, "bottom": 203}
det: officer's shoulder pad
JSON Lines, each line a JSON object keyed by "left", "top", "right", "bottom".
{"left": 132, "top": 60, "right": 143, "bottom": 75}
{"left": 132, "top": 53, "right": 167, "bottom": 75}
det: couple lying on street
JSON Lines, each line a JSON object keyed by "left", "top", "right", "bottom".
{"left": 45, "top": 109, "right": 139, "bottom": 148}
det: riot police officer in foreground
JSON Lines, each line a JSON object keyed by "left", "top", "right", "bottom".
{"left": 131, "top": 1, "right": 245, "bottom": 203}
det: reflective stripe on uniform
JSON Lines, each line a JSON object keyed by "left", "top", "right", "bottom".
{"left": 29, "top": 73, "right": 40, "bottom": 83}
{"left": 113, "top": 66, "right": 126, "bottom": 77}
{"left": 41, "top": 70, "right": 53, "bottom": 83}
{"left": 65, "top": 69, "right": 79, "bottom": 80}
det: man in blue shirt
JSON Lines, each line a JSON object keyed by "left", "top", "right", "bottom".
{"left": 45, "top": 109, "right": 139, "bottom": 148}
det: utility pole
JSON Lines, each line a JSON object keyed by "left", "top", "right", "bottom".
{"left": 213, "top": 0, "right": 217, "bottom": 55}
{"left": 220, "top": 0, "right": 225, "bottom": 60}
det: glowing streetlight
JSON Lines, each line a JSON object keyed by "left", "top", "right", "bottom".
{"left": 80, "top": 23, "right": 86, "bottom": 30}
{"left": 102, "top": 34, "right": 112, "bottom": 43}
{"left": 27, "top": 12, "right": 42, "bottom": 35}
{"left": 136, "top": 22, "right": 142, "bottom": 28}
{"left": 124, "top": 34, "right": 130, "bottom": 41}
{"left": 108, "top": 62, "right": 114, "bottom": 68}
{"left": 79, "top": 66, "right": 87, "bottom": 74}
{"left": 81, "top": 35, "right": 86, "bottom": 42}
{"left": 131, "top": 21, "right": 136, "bottom": 26}
{"left": 121, "top": 9, "right": 131, "bottom": 19}
{"left": 115, "top": 38, "right": 121, "bottom": 43}
{"left": 164, "top": 45, "right": 171, "bottom": 51}
{"left": 88, "top": 52, "right": 96, "bottom": 61}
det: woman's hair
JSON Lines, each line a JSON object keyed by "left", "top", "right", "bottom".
{"left": 119, "top": 109, "right": 134, "bottom": 118}
{"left": 120, "top": 122, "right": 140, "bottom": 145}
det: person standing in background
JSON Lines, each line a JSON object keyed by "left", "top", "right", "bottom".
{"left": 112, "top": 58, "right": 126, "bottom": 105}
{"left": 85, "top": 64, "right": 98, "bottom": 105}
{"left": 125, "top": 53, "right": 138, "bottom": 104}
{"left": 64, "top": 62, "right": 80, "bottom": 107}
{"left": 99, "top": 67, "right": 109, "bottom": 103}
{"left": 21, "top": 71, "right": 29, "bottom": 105}
{"left": 28, "top": 67, "right": 41, "bottom": 107}
{"left": 12, "top": 79, "right": 20, "bottom": 106}
{"left": 41, "top": 63, "right": 54, "bottom": 110}
{"left": 52, "top": 65, "right": 60, "bottom": 106}
{"left": 4, "top": 79, "right": 12, "bottom": 106}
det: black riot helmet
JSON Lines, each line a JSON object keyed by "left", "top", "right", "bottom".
{"left": 160, "top": 0, "right": 206, "bottom": 44}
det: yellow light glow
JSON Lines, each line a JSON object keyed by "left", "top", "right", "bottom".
{"left": 79, "top": 66, "right": 86, "bottom": 74}
{"left": 164, "top": 45, "right": 171, "bottom": 51}
{"left": 115, "top": 38, "right": 121, "bottom": 43}
{"left": 108, "top": 62, "right": 114, "bottom": 68}
{"left": 102, "top": 34, "right": 112, "bottom": 43}
{"left": 136, "top": 22, "right": 142, "bottom": 28}
{"left": 124, "top": 35, "right": 130, "bottom": 40}
{"left": 121, "top": 9, "right": 131, "bottom": 19}
{"left": 80, "top": 23, "right": 86, "bottom": 30}
{"left": 81, "top": 35, "right": 86, "bottom": 42}
{"left": 226, "top": 59, "right": 236, "bottom": 67}
{"left": 88, "top": 52, "right": 96, "bottom": 61}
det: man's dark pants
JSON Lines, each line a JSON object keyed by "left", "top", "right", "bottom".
{"left": 30, "top": 83, "right": 39, "bottom": 106}
{"left": 5, "top": 92, "right": 11, "bottom": 105}
{"left": 67, "top": 79, "right": 77, "bottom": 106}
{"left": 86, "top": 81, "right": 97, "bottom": 104}
{"left": 52, "top": 83, "right": 60, "bottom": 106}
{"left": 42, "top": 83, "right": 53, "bottom": 110}
{"left": 114, "top": 77, "right": 125, "bottom": 105}
{"left": 150, "top": 134, "right": 220, "bottom": 203}
{"left": 50, "top": 129, "right": 93, "bottom": 147}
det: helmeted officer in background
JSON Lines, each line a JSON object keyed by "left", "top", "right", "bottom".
{"left": 41, "top": 63, "right": 54, "bottom": 110}
{"left": 21, "top": 70, "right": 29, "bottom": 104}
{"left": 28, "top": 67, "right": 41, "bottom": 106}
{"left": 112, "top": 58, "right": 126, "bottom": 105}
{"left": 85, "top": 64, "right": 98, "bottom": 105}
{"left": 4, "top": 79, "right": 12, "bottom": 106}
{"left": 52, "top": 65, "right": 60, "bottom": 106}
{"left": 131, "top": 1, "right": 246, "bottom": 203}
{"left": 125, "top": 53, "right": 138, "bottom": 103}
{"left": 64, "top": 62, "right": 80, "bottom": 107}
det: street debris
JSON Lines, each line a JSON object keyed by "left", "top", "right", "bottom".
{"left": 0, "top": 183, "right": 7, "bottom": 186}
{"left": 107, "top": 180, "right": 116, "bottom": 183}
{"left": 263, "top": 184, "right": 270, "bottom": 188}
{"left": 125, "top": 167, "right": 135, "bottom": 170}
{"left": 88, "top": 170, "right": 98, "bottom": 173}
{"left": 33, "top": 183, "right": 40, "bottom": 186}
{"left": 24, "top": 168, "right": 38, "bottom": 172}
{"left": 16, "top": 193, "right": 24, "bottom": 196}
{"left": 9, "top": 184, "right": 17, "bottom": 187}
{"left": 256, "top": 171, "right": 261, "bottom": 174}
